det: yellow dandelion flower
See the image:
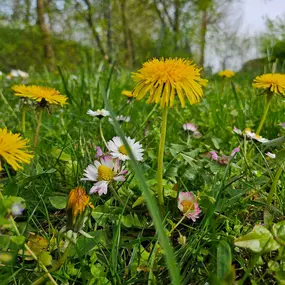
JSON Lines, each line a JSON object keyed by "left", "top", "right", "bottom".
{"left": 253, "top": 73, "right": 285, "bottom": 95}
{"left": 131, "top": 58, "right": 208, "bottom": 108}
{"left": 12, "top": 85, "right": 68, "bottom": 106}
{"left": 121, "top": 90, "right": 134, "bottom": 98}
{"left": 0, "top": 128, "right": 33, "bottom": 171}
{"left": 218, "top": 70, "right": 235, "bottom": 79}
{"left": 66, "top": 186, "right": 90, "bottom": 217}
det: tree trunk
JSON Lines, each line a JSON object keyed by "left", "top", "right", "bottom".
{"left": 119, "top": 0, "right": 135, "bottom": 67}
{"left": 173, "top": 0, "right": 180, "bottom": 50}
{"left": 83, "top": 0, "right": 109, "bottom": 61}
{"left": 199, "top": 9, "right": 207, "bottom": 68}
{"left": 36, "top": 0, "right": 55, "bottom": 71}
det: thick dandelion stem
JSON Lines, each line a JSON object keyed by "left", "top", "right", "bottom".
{"left": 22, "top": 109, "right": 26, "bottom": 134}
{"left": 266, "top": 165, "right": 282, "bottom": 207}
{"left": 256, "top": 94, "right": 273, "bottom": 135}
{"left": 157, "top": 107, "right": 168, "bottom": 207}
{"left": 34, "top": 109, "right": 44, "bottom": 147}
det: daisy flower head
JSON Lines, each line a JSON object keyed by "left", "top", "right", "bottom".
{"left": 183, "top": 122, "right": 198, "bottom": 132}
{"left": 87, "top": 109, "right": 110, "bottom": 118}
{"left": 178, "top": 192, "right": 201, "bottom": 222}
{"left": 0, "top": 128, "right": 33, "bottom": 171}
{"left": 131, "top": 58, "right": 208, "bottom": 108}
{"left": 242, "top": 128, "right": 268, "bottom": 142}
{"left": 266, "top": 152, "right": 276, "bottom": 159}
{"left": 82, "top": 156, "right": 127, "bottom": 196}
{"left": 233, "top": 126, "right": 242, "bottom": 135}
{"left": 107, "top": 136, "right": 144, "bottom": 161}
{"left": 253, "top": 73, "right": 285, "bottom": 96}
{"left": 218, "top": 70, "right": 235, "bottom": 79}
{"left": 12, "top": 85, "right": 67, "bottom": 106}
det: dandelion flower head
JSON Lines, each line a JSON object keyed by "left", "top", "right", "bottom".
{"left": 218, "top": 70, "right": 235, "bottom": 78}
{"left": 66, "top": 186, "right": 90, "bottom": 217}
{"left": 132, "top": 58, "right": 208, "bottom": 108}
{"left": 0, "top": 128, "right": 33, "bottom": 171}
{"left": 12, "top": 85, "right": 68, "bottom": 106}
{"left": 253, "top": 73, "right": 285, "bottom": 96}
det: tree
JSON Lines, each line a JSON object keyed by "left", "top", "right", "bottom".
{"left": 36, "top": 0, "right": 56, "bottom": 71}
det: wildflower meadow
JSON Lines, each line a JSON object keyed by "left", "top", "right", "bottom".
{"left": 1, "top": 1, "right": 285, "bottom": 284}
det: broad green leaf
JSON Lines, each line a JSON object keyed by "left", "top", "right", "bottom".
{"left": 217, "top": 240, "right": 232, "bottom": 281}
{"left": 49, "top": 196, "right": 67, "bottom": 209}
{"left": 39, "top": 251, "right": 53, "bottom": 266}
{"left": 273, "top": 220, "right": 285, "bottom": 244}
{"left": 10, "top": 235, "right": 25, "bottom": 245}
{"left": 234, "top": 225, "right": 280, "bottom": 253}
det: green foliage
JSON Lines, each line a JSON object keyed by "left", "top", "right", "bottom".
{"left": 0, "top": 26, "right": 93, "bottom": 72}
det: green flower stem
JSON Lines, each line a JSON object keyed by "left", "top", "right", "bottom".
{"left": 22, "top": 109, "right": 26, "bottom": 134}
{"left": 266, "top": 165, "right": 283, "bottom": 207}
{"left": 256, "top": 94, "right": 273, "bottom": 135}
{"left": 99, "top": 119, "right": 108, "bottom": 148}
{"left": 109, "top": 185, "right": 130, "bottom": 210}
{"left": 168, "top": 215, "right": 186, "bottom": 237}
{"left": 34, "top": 108, "right": 44, "bottom": 147}
{"left": 157, "top": 107, "right": 168, "bottom": 207}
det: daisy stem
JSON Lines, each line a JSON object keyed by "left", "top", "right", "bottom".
{"left": 22, "top": 109, "right": 26, "bottom": 134}
{"left": 99, "top": 119, "right": 108, "bottom": 148}
{"left": 169, "top": 215, "right": 186, "bottom": 237}
{"left": 256, "top": 94, "right": 273, "bottom": 135}
{"left": 157, "top": 107, "right": 168, "bottom": 207}
{"left": 109, "top": 185, "right": 129, "bottom": 209}
{"left": 34, "top": 108, "right": 44, "bottom": 147}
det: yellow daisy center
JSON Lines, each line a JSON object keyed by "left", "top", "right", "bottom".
{"left": 98, "top": 165, "right": 114, "bottom": 181}
{"left": 119, "top": 145, "right": 128, "bottom": 155}
{"left": 181, "top": 200, "right": 194, "bottom": 213}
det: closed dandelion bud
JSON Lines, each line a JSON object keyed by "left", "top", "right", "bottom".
{"left": 66, "top": 186, "right": 92, "bottom": 232}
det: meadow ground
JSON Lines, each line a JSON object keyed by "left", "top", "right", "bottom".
{"left": 0, "top": 61, "right": 285, "bottom": 285}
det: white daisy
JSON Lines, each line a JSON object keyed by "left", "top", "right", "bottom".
{"left": 183, "top": 123, "right": 198, "bottom": 132}
{"left": 87, "top": 109, "right": 110, "bottom": 117}
{"left": 265, "top": 152, "right": 276, "bottom": 159}
{"left": 17, "top": 70, "right": 29, "bottom": 79}
{"left": 233, "top": 126, "right": 242, "bottom": 135}
{"left": 82, "top": 156, "right": 127, "bottom": 195}
{"left": 107, "top": 136, "right": 144, "bottom": 161}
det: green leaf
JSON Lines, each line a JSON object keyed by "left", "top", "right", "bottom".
{"left": 10, "top": 235, "right": 25, "bottom": 245}
{"left": 39, "top": 251, "right": 53, "bottom": 266}
{"left": 49, "top": 196, "right": 67, "bottom": 210}
{"left": 273, "top": 220, "right": 285, "bottom": 244}
{"left": 132, "top": 196, "right": 145, "bottom": 208}
{"left": 217, "top": 240, "right": 232, "bottom": 281}
{"left": 234, "top": 225, "right": 280, "bottom": 253}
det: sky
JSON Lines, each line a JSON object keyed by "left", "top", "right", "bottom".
{"left": 242, "top": 0, "right": 285, "bottom": 34}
